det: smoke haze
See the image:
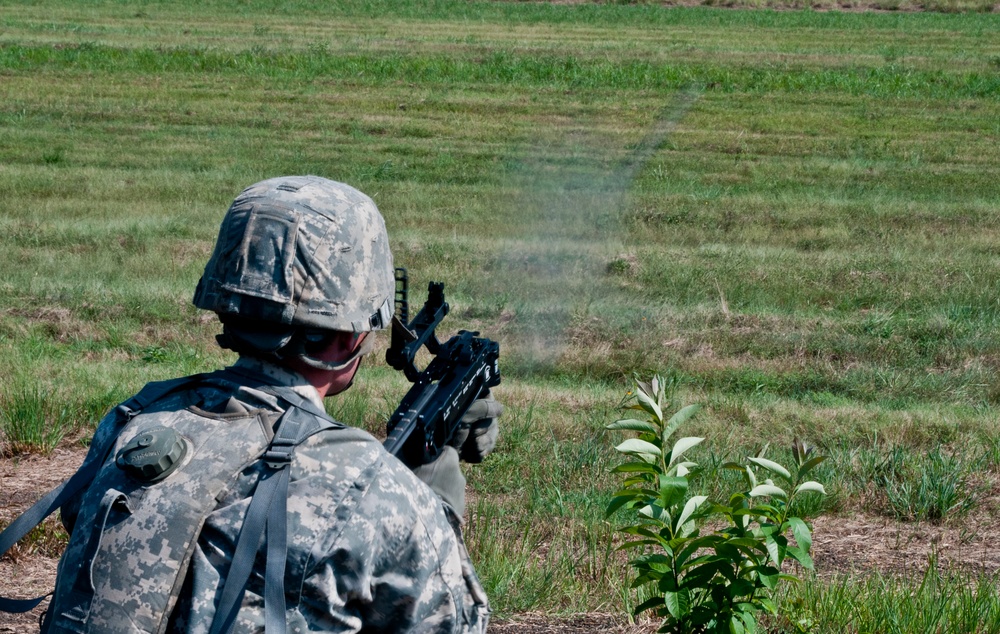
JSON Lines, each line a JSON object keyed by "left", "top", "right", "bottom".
{"left": 489, "top": 88, "right": 703, "bottom": 374}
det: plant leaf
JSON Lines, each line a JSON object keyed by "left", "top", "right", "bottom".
{"left": 615, "top": 438, "right": 662, "bottom": 457}
{"left": 636, "top": 379, "right": 654, "bottom": 400}
{"left": 620, "top": 526, "right": 671, "bottom": 550}
{"left": 610, "top": 488, "right": 644, "bottom": 498}
{"left": 797, "top": 455, "right": 826, "bottom": 479}
{"left": 637, "top": 504, "right": 673, "bottom": 527}
{"left": 676, "top": 495, "right": 708, "bottom": 531}
{"left": 663, "top": 403, "right": 701, "bottom": 437}
{"left": 675, "top": 461, "right": 699, "bottom": 477}
{"left": 795, "top": 481, "right": 827, "bottom": 495}
{"left": 617, "top": 539, "right": 660, "bottom": 551}
{"left": 729, "top": 615, "right": 745, "bottom": 634}
{"left": 786, "top": 545, "right": 815, "bottom": 570}
{"left": 606, "top": 419, "right": 658, "bottom": 433}
{"left": 635, "top": 388, "right": 663, "bottom": 422}
{"left": 763, "top": 535, "right": 786, "bottom": 567}
{"left": 659, "top": 476, "right": 689, "bottom": 508}
{"left": 606, "top": 494, "right": 638, "bottom": 517}
{"left": 633, "top": 596, "right": 665, "bottom": 616}
{"left": 786, "top": 517, "right": 812, "bottom": 552}
{"left": 663, "top": 589, "right": 691, "bottom": 619}
{"left": 726, "top": 579, "right": 755, "bottom": 599}
{"left": 657, "top": 571, "right": 680, "bottom": 593}
{"left": 747, "top": 457, "right": 791, "bottom": 481}
{"left": 749, "top": 484, "right": 787, "bottom": 498}
{"left": 756, "top": 565, "right": 780, "bottom": 589}
{"left": 739, "top": 611, "right": 758, "bottom": 634}
{"left": 669, "top": 436, "right": 704, "bottom": 466}
{"left": 611, "top": 461, "right": 659, "bottom": 474}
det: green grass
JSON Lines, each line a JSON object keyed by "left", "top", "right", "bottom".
{"left": 775, "top": 564, "right": 1000, "bottom": 632}
{"left": 1, "top": 0, "right": 999, "bottom": 627}
{"left": 0, "top": 517, "right": 69, "bottom": 562}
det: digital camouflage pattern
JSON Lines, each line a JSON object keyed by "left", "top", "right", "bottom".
{"left": 48, "top": 390, "right": 274, "bottom": 633}
{"left": 52, "top": 357, "right": 489, "bottom": 633}
{"left": 193, "top": 176, "right": 395, "bottom": 333}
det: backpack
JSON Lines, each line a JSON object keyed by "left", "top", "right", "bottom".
{"left": 0, "top": 371, "right": 339, "bottom": 634}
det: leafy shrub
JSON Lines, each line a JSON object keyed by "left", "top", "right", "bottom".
{"left": 607, "top": 375, "right": 826, "bottom": 633}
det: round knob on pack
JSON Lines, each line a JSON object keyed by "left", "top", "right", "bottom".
{"left": 116, "top": 427, "right": 188, "bottom": 482}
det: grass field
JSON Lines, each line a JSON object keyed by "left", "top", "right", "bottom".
{"left": 2, "top": 0, "right": 1000, "bottom": 630}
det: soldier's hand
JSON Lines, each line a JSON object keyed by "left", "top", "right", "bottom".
{"left": 449, "top": 391, "right": 503, "bottom": 464}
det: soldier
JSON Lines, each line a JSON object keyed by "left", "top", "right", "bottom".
{"left": 42, "top": 176, "right": 500, "bottom": 633}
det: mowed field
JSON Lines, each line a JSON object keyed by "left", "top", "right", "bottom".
{"left": 1, "top": 1, "right": 1000, "bottom": 631}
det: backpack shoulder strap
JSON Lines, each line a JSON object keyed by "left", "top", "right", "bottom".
{"left": 209, "top": 394, "right": 340, "bottom": 634}
{"left": 0, "top": 375, "right": 202, "bottom": 614}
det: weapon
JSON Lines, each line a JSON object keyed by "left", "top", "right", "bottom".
{"left": 383, "top": 268, "right": 501, "bottom": 468}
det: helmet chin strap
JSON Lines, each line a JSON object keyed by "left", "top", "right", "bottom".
{"left": 295, "top": 333, "right": 376, "bottom": 372}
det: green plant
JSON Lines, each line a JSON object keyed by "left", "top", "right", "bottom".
{"left": 0, "top": 385, "right": 71, "bottom": 456}
{"left": 0, "top": 517, "right": 69, "bottom": 562}
{"left": 607, "top": 375, "right": 826, "bottom": 633}
{"left": 42, "top": 146, "right": 66, "bottom": 165}
{"left": 879, "top": 446, "right": 979, "bottom": 522}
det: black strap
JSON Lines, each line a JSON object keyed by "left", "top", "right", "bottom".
{"left": 0, "top": 375, "right": 200, "bottom": 614}
{"left": 263, "top": 467, "right": 289, "bottom": 633}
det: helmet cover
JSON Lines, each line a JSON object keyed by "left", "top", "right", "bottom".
{"left": 193, "top": 176, "right": 394, "bottom": 333}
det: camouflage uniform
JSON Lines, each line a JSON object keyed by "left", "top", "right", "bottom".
{"left": 41, "top": 176, "right": 495, "bottom": 633}
{"left": 57, "top": 356, "right": 490, "bottom": 633}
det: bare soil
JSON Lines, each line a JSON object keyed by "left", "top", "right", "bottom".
{"left": 811, "top": 512, "right": 1000, "bottom": 577}
{"left": 490, "top": 613, "right": 658, "bottom": 633}
{"left": 2, "top": 447, "right": 998, "bottom": 632}
{"left": 0, "top": 446, "right": 84, "bottom": 632}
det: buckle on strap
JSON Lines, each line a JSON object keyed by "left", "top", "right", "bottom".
{"left": 262, "top": 437, "right": 295, "bottom": 470}
{"left": 114, "top": 400, "right": 142, "bottom": 422}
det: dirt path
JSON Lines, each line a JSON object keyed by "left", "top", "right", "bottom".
{"left": 0, "top": 446, "right": 86, "bottom": 632}
{"left": 811, "top": 513, "right": 1000, "bottom": 577}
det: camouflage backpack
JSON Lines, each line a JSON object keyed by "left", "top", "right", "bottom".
{"left": 0, "top": 372, "right": 339, "bottom": 634}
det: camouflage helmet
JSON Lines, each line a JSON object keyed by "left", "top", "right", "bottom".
{"left": 193, "top": 176, "right": 394, "bottom": 335}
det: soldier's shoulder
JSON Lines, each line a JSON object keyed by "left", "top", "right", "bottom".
{"left": 293, "top": 423, "right": 437, "bottom": 504}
